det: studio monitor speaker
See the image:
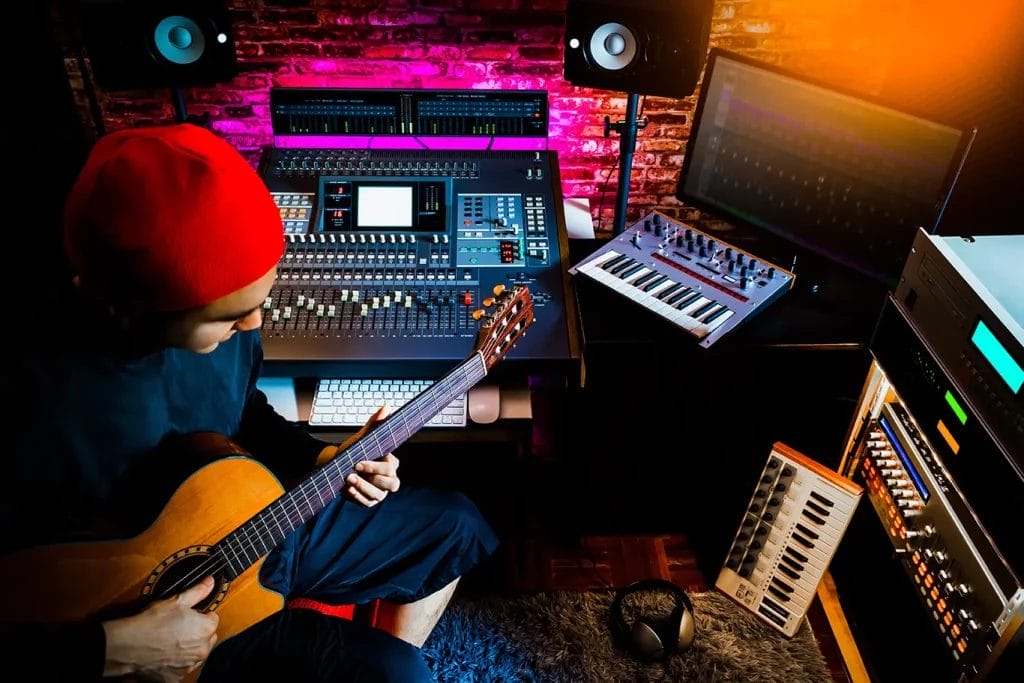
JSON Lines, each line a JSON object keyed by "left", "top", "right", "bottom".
{"left": 563, "top": 0, "right": 713, "bottom": 98}
{"left": 78, "top": 0, "right": 237, "bottom": 90}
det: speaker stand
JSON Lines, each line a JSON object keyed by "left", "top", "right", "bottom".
{"left": 171, "top": 86, "right": 210, "bottom": 128}
{"left": 605, "top": 93, "right": 646, "bottom": 236}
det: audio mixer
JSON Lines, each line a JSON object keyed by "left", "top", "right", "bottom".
{"left": 255, "top": 88, "right": 578, "bottom": 378}
{"left": 569, "top": 211, "right": 794, "bottom": 347}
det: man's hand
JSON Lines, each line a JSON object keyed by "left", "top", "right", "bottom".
{"left": 102, "top": 575, "right": 220, "bottom": 681}
{"left": 335, "top": 404, "right": 401, "bottom": 507}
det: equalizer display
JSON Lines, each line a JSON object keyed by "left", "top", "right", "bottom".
{"left": 270, "top": 88, "right": 548, "bottom": 137}
{"left": 677, "top": 48, "right": 975, "bottom": 286}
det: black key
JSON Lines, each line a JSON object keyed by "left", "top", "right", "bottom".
{"left": 690, "top": 300, "right": 717, "bottom": 318}
{"left": 703, "top": 305, "right": 731, "bottom": 324}
{"left": 786, "top": 547, "right": 809, "bottom": 563}
{"left": 618, "top": 263, "right": 644, "bottom": 279}
{"left": 665, "top": 289, "right": 692, "bottom": 306}
{"left": 656, "top": 282, "right": 683, "bottom": 300}
{"left": 781, "top": 554, "right": 804, "bottom": 573}
{"left": 809, "top": 491, "right": 835, "bottom": 507}
{"left": 792, "top": 533, "right": 814, "bottom": 549}
{"left": 778, "top": 564, "right": 800, "bottom": 581}
{"left": 761, "top": 596, "right": 790, "bottom": 618}
{"left": 674, "top": 292, "right": 702, "bottom": 310}
{"left": 806, "top": 500, "right": 831, "bottom": 517}
{"left": 772, "top": 577, "right": 795, "bottom": 593}
{"left": 767, "top": 585, "right": 791, "bottom": 602}
{"left": 759, "top": 606, "right": 787, "bottom": 627}
{"left": 802, "top": 509, "right": 826, "bottom": 526}
{"left": 641, "top": 274, "right": 668, "bottom": 292}
{"left": 796, "top": 522, "right": 820, "bottom": 539}
{"left": 632, "top": 271, "right": 659, "bottom": 287}
{"left": 600, "top": 254, "right": 628, "bottom": 271}
{"left": 609, "top": 258, "right": 635, "bottom": 275}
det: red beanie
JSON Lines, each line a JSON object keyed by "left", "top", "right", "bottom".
{"left": 63, "top": 123, "right": 284, "bottom": 312}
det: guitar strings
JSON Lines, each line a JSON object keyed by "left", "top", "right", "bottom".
{"left": 154, "top": 362, "right": 482, "bottom": 600}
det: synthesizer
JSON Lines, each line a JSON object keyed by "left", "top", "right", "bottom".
{"left": 568, "top": 211, "right": 794, "bottom": 348}
{"left": 255, "top": 88, "right": 579, "bottom": 378}
{"left": 716, "top": 442, "right": 862, "bottom": 637}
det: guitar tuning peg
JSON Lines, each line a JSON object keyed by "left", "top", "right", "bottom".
{"left": 472, "top": 309, "right": 485, "bottom": 320}
{"left": 492, "top": 284, "right": 506, "bottom": 297}
{"left": 482, "top": 297, "right": 496, "bottom": 307}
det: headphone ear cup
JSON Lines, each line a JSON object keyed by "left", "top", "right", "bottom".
{"left": 677, "top": 607, "right": 696, "bottom": 650}
{"left": 630, "top": 619, "right": 666, "bottom": 660}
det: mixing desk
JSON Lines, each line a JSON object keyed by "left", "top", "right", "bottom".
{"left": 254, "top": 89, "right": 578, "bottom": 378}
{"left": 569, "top": 211, "right": 794, "bottom": 347}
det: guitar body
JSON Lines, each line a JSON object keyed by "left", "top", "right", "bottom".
{"left": 0, "top": 457, "right": 286, "bottom": 648}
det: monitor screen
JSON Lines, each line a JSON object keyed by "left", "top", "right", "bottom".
{"left": 676, "top": 49, "right": 975, "bottom": 286}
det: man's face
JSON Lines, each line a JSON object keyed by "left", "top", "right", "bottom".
{"left": 163, "top": 266, "right": 278, "bottom": 354}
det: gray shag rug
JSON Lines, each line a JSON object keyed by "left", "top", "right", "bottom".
{"left": 421, "top": 590, "right": 830, "bottom": 682}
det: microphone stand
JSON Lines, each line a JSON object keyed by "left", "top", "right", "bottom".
{"left": 604, "top": 92, "right": 646, "bottom": 236}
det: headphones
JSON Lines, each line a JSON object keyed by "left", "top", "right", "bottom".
{"left": 609, "top": 579, "right": 696, "bottom": 661}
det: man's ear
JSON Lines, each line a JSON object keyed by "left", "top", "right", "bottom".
{"left": 72, "top": 275, "right": 81, "bottom": 289}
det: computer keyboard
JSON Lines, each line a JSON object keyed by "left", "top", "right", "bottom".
{"left": 308, "top": 378, "right": 467, "bottom": 428}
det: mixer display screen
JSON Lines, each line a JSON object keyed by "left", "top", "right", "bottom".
{"left": 320, "top": 179, "right": 447, "bottom": 232}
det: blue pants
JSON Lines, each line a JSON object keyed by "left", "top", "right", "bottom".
{"left": 200, "top": 485, "right": 498, "bottom": 682}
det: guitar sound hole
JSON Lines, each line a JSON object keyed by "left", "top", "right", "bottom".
{"left": 150, "top": 551, "right": 225, "bottom": 611}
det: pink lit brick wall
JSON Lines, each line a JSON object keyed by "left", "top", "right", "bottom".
{"left": 57, "top": 1, "right": 896, "bottom": 235}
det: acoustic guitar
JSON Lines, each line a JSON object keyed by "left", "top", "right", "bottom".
{"left": 0, "top": 284, "right": 533, "bottom": 681}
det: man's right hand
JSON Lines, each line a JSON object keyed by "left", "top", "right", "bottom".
{"left": 102, "top": 575, "right": 220, "bottom": 681}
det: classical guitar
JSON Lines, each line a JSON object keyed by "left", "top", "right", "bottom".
{"left": 0, "top": 284, "right": 533, "bottom": 681}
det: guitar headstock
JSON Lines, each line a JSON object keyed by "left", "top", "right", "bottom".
{"left": 473, "top": 285, "right": 534, "bottom": 371}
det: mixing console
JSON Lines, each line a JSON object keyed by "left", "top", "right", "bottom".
{"left": 257, "top": 147, "right": 578, "bottom": 377}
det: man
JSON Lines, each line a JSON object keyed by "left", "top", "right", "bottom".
{"left": 0, "top": 123, "right": 498, "bottom": 681}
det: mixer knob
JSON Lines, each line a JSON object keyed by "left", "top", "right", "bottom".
{"left": 699, "top": 246, "right": 707, "bottom": 258}
{"left": 684, "top": 228, "right": 693, "bottom": 240}
{"left": 432, "top": 234, "right": 439, "bottom": 244}
{"left": 727, "top": 260, "right": 735, "bottom": 273}
{"left": 675, "top": 235, "right": 684, "bottom": 247}
{"left": 654, "top": 224, "right": 662, "bottom": 237}
{"left": 687, "top": 240, "right": 695, "bottom": 253}
{"left": 696, "top": 234, "right": 704, "bottom": 246}
{"left": 644, "top": 218, "right": 652, "bottom": 232}
{"left": 748, "top": 259, "right": 758, "bottom": 271}
{"left": 725, "top": 247, "right": 733, "bottom": 260}
{"left": 652, "top": 213, "right": 661, "bottom": 225}
{"left": 707, "top": 240, "right": 716, "bottom": 254}
{"left": 957, "top": 583, "right": 972, "bottom": 597}
{"left": 740, "top": 276, "right": 749, "bottom": 290}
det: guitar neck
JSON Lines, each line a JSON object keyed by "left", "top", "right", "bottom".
{"left": 212, "top": 353, "right": 488, "bottom": 579}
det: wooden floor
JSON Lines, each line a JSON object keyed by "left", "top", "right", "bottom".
{"left": 474, "top": 533, "right": 851, "bottom": 683}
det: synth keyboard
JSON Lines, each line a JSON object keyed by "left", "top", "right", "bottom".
{"left": 569, "top": 211, "right": 794, "bottom": 347}
{"left": 716, "top": 442, "right": 863, "bottom": 637}
{"left": 308, "top": 378, "right": 467, "bottom": 428}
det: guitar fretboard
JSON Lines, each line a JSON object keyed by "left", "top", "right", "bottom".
{"left": 211, "top": 353, "right": 487, "bottom": 579}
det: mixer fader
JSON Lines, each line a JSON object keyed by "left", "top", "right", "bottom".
{"left": 569, "top": 211, "right": 794, "bottom": 347}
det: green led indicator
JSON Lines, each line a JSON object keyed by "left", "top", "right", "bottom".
{"left": 971, "top": 321, "right": 1024, "bottom": 393}
{"left": 944, "top": 390, "right": 968, "bottom": 425}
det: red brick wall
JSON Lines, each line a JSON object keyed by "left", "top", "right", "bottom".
{"left": 54, "top": 1, "right": 979, "bottom": 235}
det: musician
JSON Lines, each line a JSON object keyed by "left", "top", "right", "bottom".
{"left": 0, "top": 123, "right": 498, "bottom": 681}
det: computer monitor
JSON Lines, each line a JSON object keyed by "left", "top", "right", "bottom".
{"left": 676, "top": 48, "right": 976, "bottom": 287}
